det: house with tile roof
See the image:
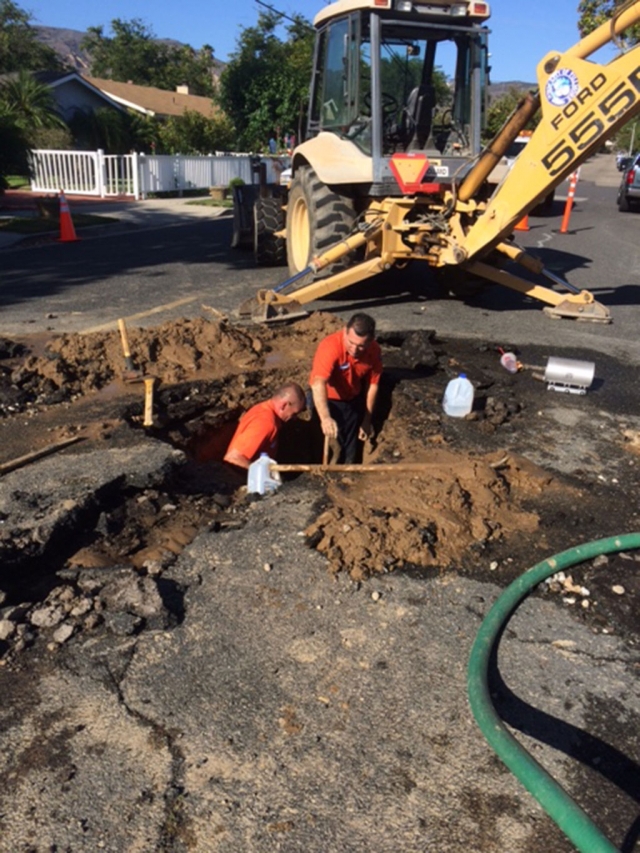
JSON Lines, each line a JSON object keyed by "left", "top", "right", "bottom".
{"left": 83, "top": 77, "right": 218, "bottom": 119}
{"left": 2, "top": 71, "right": 128, "bottom": 121}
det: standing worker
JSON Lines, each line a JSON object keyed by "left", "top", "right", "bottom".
{"left": 310, "top": 313, "right": 382, "bottom": 464}
{"left": 223, "top": 382, "right": 306, "bottom": 470}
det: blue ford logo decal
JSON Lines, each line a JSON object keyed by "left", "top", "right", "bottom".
{"left": 545, "top": 68, "right": 580, "bottom": 107}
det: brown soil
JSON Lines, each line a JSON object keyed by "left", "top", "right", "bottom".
{"left": 0, "top": 311, "right": 638, "bottom": 643}
{"left": 305, "top": 449, "right": 560, "bottom": 582}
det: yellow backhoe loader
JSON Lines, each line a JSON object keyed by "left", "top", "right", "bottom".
{"left": 237, "top": 0, "right": 640, "bottom": 323}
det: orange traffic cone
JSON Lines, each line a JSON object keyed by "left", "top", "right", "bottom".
{"left": 514, "top": 214, "right": 530, "bottom": 232}
{"left": 58, "top": 190, "right": 79, "bottom": 242}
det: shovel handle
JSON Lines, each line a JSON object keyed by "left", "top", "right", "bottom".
{"left": 117, "top": 317, "right": 137, "bottom": 372}
{"left": 322, "top": 435, "right": 330, "bottom": 466}
{"left": 117, "top": 318, "right": 132, "bottom": 358}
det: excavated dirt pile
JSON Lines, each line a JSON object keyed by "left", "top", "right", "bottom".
{"left": 305, "top": 450, "right": 558, "bottom": 582}
{"left": 1, "top": 310, "right": 639, "bottom": 644}
{"left": 0, "top": 312, "right": 563, "bottom": 583}
{"left": 10, "top": 316, "right": 263, "bottom": 403}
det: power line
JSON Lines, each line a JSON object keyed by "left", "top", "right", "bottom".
{"left": 254, "top": 0, "right": 300, "bottom": 25}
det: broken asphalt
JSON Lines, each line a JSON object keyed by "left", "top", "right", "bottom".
{"left": 1, "top": 170, "right": 639, "bottom": 852}
{"left": 1, "top": 436, "right": 639, "bottom": 852}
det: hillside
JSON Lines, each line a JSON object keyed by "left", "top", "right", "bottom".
{"left": 35, "top": 25, "right": 91, "bottom": 72}
{"left": 34, "top": 25, "right": 226, "bottom": 77}
{"left": 489, "top": 80, "right": 536, "bottom": 97}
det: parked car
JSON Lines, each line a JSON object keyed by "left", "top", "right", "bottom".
{"left": 617, "top": 154, "right": 640, "bottom": 211}
{"left": 616, "top": 153, "right": 634, "bottom": 171}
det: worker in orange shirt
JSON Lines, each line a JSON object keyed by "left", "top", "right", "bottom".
{"left": 224, "top": 382, "right": 306, "bottom": 470}
{"left": 309, "top": 313, "right": 382, "bottom": 464}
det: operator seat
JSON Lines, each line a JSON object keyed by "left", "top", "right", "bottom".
{"left": 403, "top": 84, "right": 436, "bottom": 151}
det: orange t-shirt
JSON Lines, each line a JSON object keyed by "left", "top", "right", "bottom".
{"left": 225, "top": 400, "right": 281, "bottom": 462}
{"left": 309, "top": 329, "right": 382, "bottom": 401}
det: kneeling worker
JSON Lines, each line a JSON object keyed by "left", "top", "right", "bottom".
{"left": 223, "top": 382, "right": 306, "bottom": 470}
{"left": 310, "top": 313, "right": 382, "bottom": 464}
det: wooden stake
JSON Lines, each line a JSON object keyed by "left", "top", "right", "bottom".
{"left": 143, "top": 376, "right": 156, "bottom": 427}
{"left": 0, "top": 435, "right": 85, "bottom": 476}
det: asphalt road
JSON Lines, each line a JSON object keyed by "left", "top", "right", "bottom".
{"left": 1, "top": 153, "right": 639, "bottom": 368}
{"left": 1, "top": 154, "right": 639, "bottom": 853}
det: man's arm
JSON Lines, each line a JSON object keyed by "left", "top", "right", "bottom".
{"left": 223, "top": 447, "right": 251, "bottom": 470}
{"left": 310, "top": 377, "right": 338, "bottom": 438}
{"left": 358, "top": 382, "right": 379, "bottom": 440}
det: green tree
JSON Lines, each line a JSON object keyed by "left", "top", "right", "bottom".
{"left": 218, "top": 11, "right": 314, "bottom": 151}
{"left": 577, "top": 0, "right": 640, "bottom": 41}
{"left": 380, "top": 58, "right": 450, "bottom": 110}
{"left": 155, "top": 110, "right": 235, "bottom": 154}
{"left": 128, "top": 113, "right": 159, "bottom": 153}
{"left": 615, "top": 116, "right": 639, "bottom": 153}
{"left": 483, "top": 87, "right": 538, "bottom": 140}
{"left": 0, "top": 0, "right": 62, "bottom": 73}
{"left": 29, "top": 124, "right": 73, "bottom": 150}
{"left": 67, "top": 106, "right": 136, "bottom": 153}
{"left": 154, "top": 44, "right": 217, "bottom": 97}
{"left": 577, "top": 2, "right": 639, "bottom": 151}
{"left": 0, "top": 112, "right": 29, "bottom": 187}
{"left": 0, "top": 66, "right": 68, "bottom": 186}
{"left": 83, "top": 19, "right": 164, "bottom": 85}
{"left": 82, "top": 18, "right": 216, "bottom": 96}
{"left": 0, "top": 70, "right": 66, "bottom": 136}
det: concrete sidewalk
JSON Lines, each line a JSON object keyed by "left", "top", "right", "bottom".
{"left": 0, "top": 191, "right": 230, "bottom": 250}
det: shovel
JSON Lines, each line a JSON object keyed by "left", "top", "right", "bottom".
{"left": 117, "top": 318, "right": 143, "bottom": 382}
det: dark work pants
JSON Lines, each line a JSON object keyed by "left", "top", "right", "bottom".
{"left": 310, "top": 394, "right": 365, "bottom": 464}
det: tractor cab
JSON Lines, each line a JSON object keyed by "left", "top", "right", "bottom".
{"left": 307, "top": 0, "right": 491, "bottom": 191}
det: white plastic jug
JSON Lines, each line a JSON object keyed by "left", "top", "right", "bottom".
{"left": 442, "top": 374, "right": 474, "bottom": 418}
{"left": 247, "top": 453, "right": 281, "bottom": 495}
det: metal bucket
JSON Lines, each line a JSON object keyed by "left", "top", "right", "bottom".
{"left": 544, "top": 356, "right": 595, "bottom": 394}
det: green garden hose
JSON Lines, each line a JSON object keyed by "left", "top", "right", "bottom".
{"left": 468, "top": 533, "right": 640, "bottom": 853}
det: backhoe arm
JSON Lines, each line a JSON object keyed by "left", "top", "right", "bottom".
{"left": 453, "top": 1, "right": 640, "bottom": 263}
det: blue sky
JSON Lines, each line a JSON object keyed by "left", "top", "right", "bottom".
{"left": 26, "top": 0, "right": 614, "bottom": 83}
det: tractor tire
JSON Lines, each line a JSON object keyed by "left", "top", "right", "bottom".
{"left": 254, "top": 195, "right": 286, "bottom": 266}
{"left": 286, "top": 166, "right": 358, "bottom": 280}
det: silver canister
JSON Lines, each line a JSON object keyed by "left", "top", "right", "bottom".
{"left": 544, "top": 356, "right": 595, "bottom": 394}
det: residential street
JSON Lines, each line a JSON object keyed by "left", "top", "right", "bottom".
{"left": 0, "top": 153, "right": 639, "bottom": 853}
{"left": 1, "top": 154, "right": 640, "bottom": 362}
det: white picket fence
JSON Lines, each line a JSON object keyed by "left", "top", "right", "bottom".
{"left": 29, "top": 150, "right": 139, "bottom": 198}
{"left": 29, "top": 149, "right": 288, "bottom": 200}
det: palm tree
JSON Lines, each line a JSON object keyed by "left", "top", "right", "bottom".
{"left": 0, "top": 69, "right": 66, "bottom": 135}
